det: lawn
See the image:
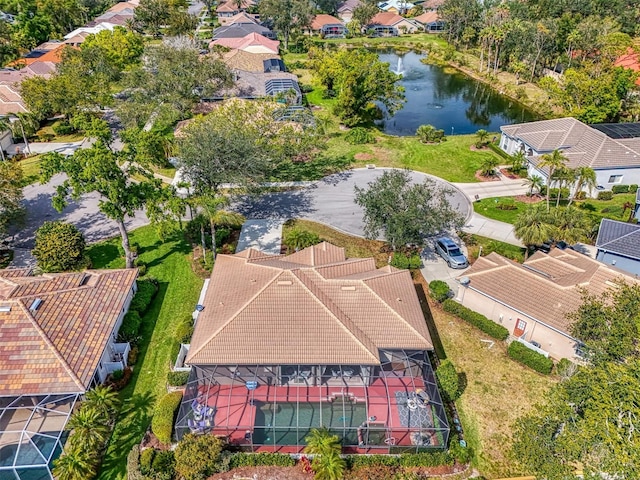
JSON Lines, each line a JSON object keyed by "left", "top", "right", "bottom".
{"left": 324, "top": 33, "right": 447, "bottom": 49}
{"left": 416, "top": 274, "right": 556, "bottom": 477}
{"left": 463, "top": 233, "right": 526, "bottom": 263}
{"left": 18, "top": 154, "right": 42, "bottom": 185}
{"left": 91, "top": 225, "right": 203, "bottom": 480}
{"left": 473, "top": 193, "right": 639, "bottom": 225}
{"left": 35, "top": 120, "right": 85, "bottom": 143}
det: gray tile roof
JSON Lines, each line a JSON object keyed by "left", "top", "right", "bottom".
{"left": 596, "top": 219, "right": 640, "bottom": 261}
{"left": 213, "top": 23, "right": 275, "bottom": 39}
{"left": 501, "top": 117, "right": 640, "bottom": 170}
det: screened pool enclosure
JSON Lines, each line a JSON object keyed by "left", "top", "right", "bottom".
{"left": 176, "top": 349, "right": 450, "bottom": 453}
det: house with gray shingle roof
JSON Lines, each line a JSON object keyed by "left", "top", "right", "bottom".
{"left": 596, "top": 219, "right": 640, "bottom": 276}
{"left": 176, "top": 242, "right": 449, "bottom": 453}
{"left": 455, "top": 248, "right": 639, "bottom": 360}
{"left": 500, "top": 118, "right": 640, "bottom": 197}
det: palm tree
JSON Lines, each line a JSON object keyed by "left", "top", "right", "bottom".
{"left": 537, "top": 149, "right": 568, "bottom": 211}
{"left": 551, "top": 166, "right": 575, "bottom": 208}
{"left": 570, "top": 166, "right": 597, "bottom": 205}
{"left": 284, "top": 227, "right": 320, "bottom": 252}
{"left": 312, "top": 450, "right": 346, "bottom": 480}
{"left": 510, "top": 150, "right": 527, "bottom": 173}
{"left": 480, "top": 157, "right": 499, "bottom": 177}
{"left": 52, "top": 444, "right": 96, "bottom": 480}
{"left": 304, "top": 427, "right": 341, "bottom": 456}
{"left": 514, "top": 204, "right": 553, "bottom": 259}
{"left": 66, "top": 406, "right": 110, "bottom": 449}
{"left": 550, "top": 206, "right": 591, "bottom": 245}
{"left": 522, "top": 174, "right": 544, "bottom": 196}
{"left": 475, "top": 129, "right": 488, "bottom": 147}
{"left": 197, "top": 194, "right": 245, "bottom": 260}
{"left": 84, "top": 385, "right": 120, "bottom": 419}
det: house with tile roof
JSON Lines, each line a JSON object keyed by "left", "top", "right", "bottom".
{"left": 308, "top": 14, "right": 347, "bottom": 38}
{"left": 500, "top": 117, "right": 640, "bottom": 196}
{"left": 367, "top": 12, "right": 422, "bottom": 36}
{"left": 213, "top": 23, "right": 277, "bottom": 40}
{"left": 615, "top": 47, "right": 640, "bottom": 86}
{"left": 378, "top": 0, "right": 414, "bottom": 15}
{"left": 176, "top": 242, "right": 449, "bottom": 453}
{"left": 216, "top": 0, "right": 257, "bottom": 24}
{"left": 455, "top": 248, "right": 639, "bottom": 360}
{"left": 413, "top": 11, "right": 445, "bottom": 32}
{"left": 0, "top": 267, "right": 137, "bottom": 479}
{"left": 210, "top": 32, "right": 280, "bottom": 54}
{"left": 337, "top": 0, "right": 362, "bottom": 22}
{"left": 595, "top": 219, "right": 640, "bottom": 276}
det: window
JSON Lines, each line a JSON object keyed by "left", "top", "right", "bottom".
{"left": 608, "top": 175, "right": 623, "bottom": 184}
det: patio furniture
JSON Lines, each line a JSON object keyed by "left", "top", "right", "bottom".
{"left": 343, "top": 368, "right": 354, "bottom": 378}
{"left": 384, "top": 437, "right": 396, "bottom": 446}
{"left": 415, "top": 389, "right": 430, "bottom": 406}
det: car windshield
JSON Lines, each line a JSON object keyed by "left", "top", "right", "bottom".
{"left": 448, "top": 248, "right": 462, "bottom": 256}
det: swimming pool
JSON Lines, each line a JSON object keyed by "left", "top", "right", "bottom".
{"left": 253, "top": 401, "right": 367, "bottom": 445}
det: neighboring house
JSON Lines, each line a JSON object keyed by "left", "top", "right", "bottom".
{"left": 309, "top": 14, "right": 348, "bottom": 38}
{"left": 595, "top": 219, "right": 640, "bottom": 276}
{"left": 615, "top": 48, "right": 640, "bottom": 86}
{"left": 224, "top": 11, "right": 260, "bottom": 26}
{"left": 217, "top": 0, "right": 257, "bottom": 24}
{"left": 222, "top": 50, "right": 285, "bottom": 73}
{"left": 500, "top": 118, "right": 640, "bottom": 195}
{"left": 0, "top": 268, "right": 138, "bottom": 480}
{"left": 455, "top": 249, "right": 639, "bottom": 360}
{"left": 420, "top": 0, "right": 445, "bottom": 11}
{"left": 213, "top": 70, "right": 302, "bottom": 104}
{"left": 212, "top": 23, "right": 277, "bottom": 40}
{"left": 367, "top": 12, "right": 421, "bottom": 36}
{"left": 63, "top": 22, "right": 118, "bottom": 45}
{"left": 176, "top": 243, "right": 450, "bottom": 453}
{"left": 378, "top": 0, "right": 415, "bottom": 14}
{"left": 211, "top": 32, "right": 280, "bottom": 54}
{"left": 9, "top": 43, "right": 68, "bottom": 69}
{"left": 413, "top": 11, "right": 445, "bottom": 32}
{"left": 337, "top": 0, "right": 362, "bottom": 22}
{"left": 0, "top": 59, "right": 59, "bottom": 116}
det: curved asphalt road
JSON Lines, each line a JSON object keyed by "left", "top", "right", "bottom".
{"left": 232, "top": 168, "right": 471, "bottom": 238}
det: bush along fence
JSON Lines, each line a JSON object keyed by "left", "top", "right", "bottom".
{"left": 151, "top": 392, "right": 183, "bottom": 444}
{"left": 507, "top": 341, "right": 554, "bottom": 374}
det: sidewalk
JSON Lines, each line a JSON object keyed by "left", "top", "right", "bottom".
{"left": 8, "top": 139, "right": 86, "bottom": 157}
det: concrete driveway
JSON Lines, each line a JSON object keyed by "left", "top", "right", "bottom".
{"left": 420, "top": 238, "right": 469, "bottom": 291}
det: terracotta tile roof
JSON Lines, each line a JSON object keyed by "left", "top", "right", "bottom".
{"left": 217, "top": 0, "right": 255, "bottom": 13}
{"left": 0, "top": 84, "right": 27, "bottom": 115}
{"left": 501, "top": 117, "right": 640, "bottom": 170}
{"left": 311, "top": 14, "right": 344, "bottom": 30}
{"left": 615, "top": 48, "right": 640, "bottom": 86}
{"left": 458, "top": 250, "right": 639, "bottom": 335}
{"left": 106, "top": 1, "right": 139, "bottom": 13}
{"left": 369, "top": 12, "right": 405, "bottom": 26}
{"left": 187, "top": 242, "right": 433, "bottom": 365}
{"left": 413, "top": 11, "right": 439, "bottom": 24}
{"left": 211, "top": 32, "right": 279, "bottom": 54}
{"left": 0, "top": 269, "right": 138, "bottom": 396}
{"left": 596, "top": 219, "right": 640, "bottom": 261}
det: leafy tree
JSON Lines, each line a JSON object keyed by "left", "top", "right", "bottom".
{"left": 436, "top": 359, "right": 460, "bottom": 401}
{"left": 134, "top": 0, "right": 170, "bottom": 36}
{"left": 81, "top": 27, "right": 144, "bottom": 72}
{"left": 416, "top": 124, "right": 445, "bottom": 143}
{"left": 354, "top": 169, "right": 464, "bottom": 250}
{"left": 352, "top": 1, "right": 379, "bottom": 26}
{"left": 284, "top": 227, "right": 320, "bottom": 252}
{"left": 315, "top": 0, "right": 341, "bottom": 14}
{"left": 0, "top": 19, "right": 18, "bottom": 65}
{"left": 513, "top": 204, "right": 552, "bottom": 258}
{"left": 510, "top": 150, "right": 527, "bottom": 173}
{"left": 0, "top": 159, "right": 24, "bottom": 236}
{"left": 305, "top": 427, "right": 341, "bottom": 455}
{"left": 174, "top": 433, "right": 224, "bottom": 480}
{"left": 32, "top": 221, "right": 86, "bottom": 272}
{"left": 196, "top": 194, "right": 244, "bottom": 260}
{"left": 310, "top": 48, "right": 405, "bottom": 126}
{"left": 40, "top": 140, "right": 168, "bottom": 269}
{"left": 522, "top": 174, "right": 544, "bottom": 196}
{"left": 117, "top": 39, "right": 232, "bottom": 129}
{"left": 52, "top": 442, "right": 96, "bottom": 480}
{"left": 537, "top": 149, "right": 568, "bottom": 211}
{"left": 84, "top": 385, "right": 120, "bottom": 419}
{"left": 66, "top": 406, "right": 110, "bottom": 450}
{"left": 569, "top": 166, "right": 597, "bottom": 205}
{"left": 259, "top": 0, "right": 314, "bottom": 50}
{"left": 167, "top": 10, "right": 199, "bottom": 36}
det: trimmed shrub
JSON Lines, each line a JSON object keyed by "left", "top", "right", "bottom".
{"left": 408, "top": 254, "right": 421, "bottom": 269}
{"left": 175, "top": 434, "right": 225, "bottom": 480}
{"left": 151, "top": 450, "right": 176, "bottom": 479}
{"left": 151, "top": 392, "right": 183, "bottom": 444}
{"left": 611, "top": 184, "right": 630, "bottom": 194}
{"left": 130, "top": 278, "right": 158, "bottom": 314}
{"left": 507, "top": 341, "right": 553, "bottom": 374}
{"left": 127, "top": 445, "right": 144, "bottom": 480}
{"left": 167, "top": 370, "right": 190, "bottom": 386}
{"left": 442, "top": 299, "right": 509, "bottom": 340}
{"left": 436, "top": 359, "right": 460, "bottom": 401}
{"left": 416, "top": 124, "right": 445, "bottom": 143}
{"left": 496, "top": 198, "right": 517, "bottom": 210}
{"left": 106, "top": 367, "right": 132, "bottom": 391}
{"left": 228, "top": 453, "right": 296, "bottom": 469}
{"left": 391, "top": 253, "right": 409, "bottom": 269}
{"left": 429, "top": 280, "right": 450, "bottom": 303}
{"left": 573, "top": 191, "right": 587, "bottom": 200}
{"left": 175, "top": 316, "right": 194, "bottom": 343}
{"left": 139, "top": 448, "right": 155, "bottom": 475}
{"left": 52, "top": 120, "right": 76, "bottom": 135}
{"left": 32, "top": 221, "right": 86, "bottom": 273}
{"left": 345, "top": 452, "right": 454, "bottom": 469}
{"left": 630, "top": 184, "right": 638, "bottom": 193}
{"left": 118, "top": 310, "right": 142, "bottom": 341}
{"left": 487, "top": 142, "right": 510, "bottom": 159}
{"left": 345, "top": 127, "right": 376, "bottom": 145}
{"left": 597, "top": 191, "right": 614, "bottom": 200}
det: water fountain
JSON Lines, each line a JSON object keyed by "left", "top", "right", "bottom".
{"left": 394, "top": 56, "right": 405, "bottom": 76}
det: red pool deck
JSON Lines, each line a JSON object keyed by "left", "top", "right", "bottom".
{"left": 195, "top": 375, "right": 437, "bottom": 448}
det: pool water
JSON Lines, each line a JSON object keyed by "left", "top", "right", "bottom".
{"left": 253, "top": 401, "right": 367, "bottom": 445}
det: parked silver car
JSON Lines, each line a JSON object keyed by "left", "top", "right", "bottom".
{"left": 435, "top": 237, "right": 468, "bottom": 269}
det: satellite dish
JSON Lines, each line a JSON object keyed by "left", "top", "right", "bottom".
{"left": 459, "top": 276, "right": 470, "bottom": 286}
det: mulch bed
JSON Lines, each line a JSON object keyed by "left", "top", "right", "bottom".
{"left": 499, "top": 168, "right": 522, "bottom": 179}
{"left": 514, "top": 194, "right": 544, "bottom": 204}
{"left": 474, "top": 171, "right": 500, "bottom": 182}
{"left": 209, "top": 466, "right": 313, "bottom": 480}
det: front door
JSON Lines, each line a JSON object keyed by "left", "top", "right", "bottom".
{"left": 513, "top": 318, "right": 527, "bottom": 338}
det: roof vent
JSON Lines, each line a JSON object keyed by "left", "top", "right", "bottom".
{"left": 396, "top": 297, "right": 402, "bottom": 302}
{"left": 30, "top": 298, "right": 42, "bottom": 312}
{"left": 0, "top": 304, "right": 11, "bottom": 312}
{"left": 277, "top": 280, "right": 292, "bottom": 286}
{"left": 459, "top": 276, "right": 470, "bottom": 286}
{"left": 341, "top": 285, "right": 356, "bottom": 291}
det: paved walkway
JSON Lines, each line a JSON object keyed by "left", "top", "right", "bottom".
{"left": 236, "top": 219, "right": 284, "bottom": 255}
{"left": 8, "top": 140, "right": 86, "bottom": 157}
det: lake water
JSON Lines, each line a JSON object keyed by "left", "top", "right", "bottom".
{"left": 377, "top": 51, "right": 538, "bottom": 136}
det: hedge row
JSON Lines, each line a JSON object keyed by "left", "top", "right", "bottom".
{"left": 391, "top": 253, "right": 422, "bottom": 269}
{"left": 611, "top": 184, "right": 638, "bottom": 194}
{"left": 507, "top": 341, "right": 553, "bottom": 375}
{"left": 597, "top": 190, "right": 614, "bottom": 200}
{"left": 151, "top": 392, "right": 183, "bottom": 443}
{"left": 130, "top": 278, "right": 158, "bottom": 314}
{"left": 442, "top": 299, "right": 509, "bottom": 340}
{"left": 167, "top": 370, "right": 190, "bottom": 387}
{"left": 228, "top": 452, "right": 296, "bottom": 469}
{"left": 487, "top": 142, "right": 511, "bottom": 159}
{"left": 345, "top": 452, "right": 455, "bottom": 469}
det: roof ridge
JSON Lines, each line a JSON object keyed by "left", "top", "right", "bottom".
{"left": 15, "top": 300, "right": 86, "bottom": 392}
{"left": 294, "top": 270, "right": 379, "bottom": 362}
{"left": 599, "top": 228, "right": 640, "bottom": 249}
{"left": 361, "top": 270, "right": 428, "bottom": 341}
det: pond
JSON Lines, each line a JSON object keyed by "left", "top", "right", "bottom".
{"left": 377, "top": 51, "right": 539, "bottom": 136}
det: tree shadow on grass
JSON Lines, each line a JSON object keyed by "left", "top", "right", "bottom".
{"left": 88, "top": 244, "right": 122, "bottom": 269}
{"left": 457, "top": 371, "right": 468, "bottom": 397}
{"left": 414, "top": 281, "right": 447, "bottom": 362}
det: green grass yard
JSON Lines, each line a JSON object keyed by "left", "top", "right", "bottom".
{"left": 92, "top": 225, "right": 202, "bottom": 480}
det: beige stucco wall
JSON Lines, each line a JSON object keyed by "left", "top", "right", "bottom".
{"left": 396, "top": 19, "right": 421, "bottom": 33}
{"left": 456, "top": 286, "right": 579, "bottom": 360}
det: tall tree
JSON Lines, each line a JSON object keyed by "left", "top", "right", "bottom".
{"left": 537, "top": 149, "right": 568, "bottom": 211}
{"left": 66, "top": 406, "right": 110, "bottom": 449}
{"left": 522, "top": 174, "right": 544, "bottom": 196}
{"left": 196, "top": 195, "right": 244, "bottom": 260}
{"left": 0, "top": 159, "right": 24, "bottom": 237}
{"left": 549, "top": 206, "right": 591, "bottom": 245}
{"left": 259, "top": 0, "right": 314, "bottom": 50}
{"left": 570, "top": 166, "right": 597, "bottom": 205}
{"left": 513, "top": 204, "right": 552, "bottom": 258}
{"left": 134, "top": 0, "right": 171, "bottom": 36}
{"left": 352, "top": 1, "right": 379, "bottom": 27}
{"left": 550, "top": 166, "right": 575, "bottom": 207}
{"left": 81, "top": 27, "right": 145, "bottom": 72}
{"left": 52, "top": 443, "right": 96, "bottom": 480}
{"left": 354, "top": 169, "right": 463, "bottom": 250}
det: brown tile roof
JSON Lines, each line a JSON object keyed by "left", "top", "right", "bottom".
{"left": 311, "top": 14, "right": 344, "bottom": 30}
{"left": 106, "top": 1, "right": 139, "bottom": 13}
{"left": 501, "top": 118, "right": 640, "bottom": 170}
{"left": 458, "top": 250, "right": 639, "bottom": 335}
{"left": 222, "top": 49, "right": 280, "bottom": 72}
{"left": 0, "top": 84, "right": 28, "bottom": 115}
{"left": 217, "top": 0, "right": 255, "bottom": 13}
{"left": 337, "top": 0, "right": 361, "bottom": 12}
{"left": 0, "top": 269, "right": 138, "bottom": 396}
{"left": 226, "top": 12, "right": 259, "bottom": 25}
{"left": 188, "top": 242, "right": 433, "bottom": 365}
{"left": 413, "top": 11, "right": 439, "bottom": 24}
{"left": 369, "top": 12, "right": 405, "bottom": 26}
